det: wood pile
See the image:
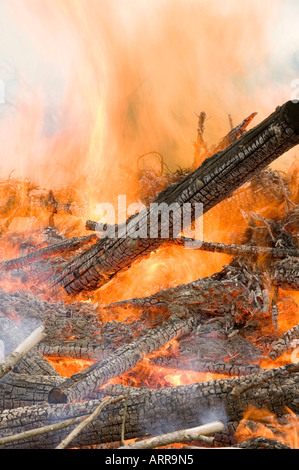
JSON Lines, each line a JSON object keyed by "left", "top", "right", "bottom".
{"left": 0, "top": 100, "right": 298, "bottom": 449}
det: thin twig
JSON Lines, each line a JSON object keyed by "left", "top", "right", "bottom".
{"left": 56, "top": 396, "right": 125, "bottom": 449}
{"left": 0, "top": 417, "right": 82, "bottom": 446}
{"left": 119, "top": 421, "right": 225, "bottom": 450}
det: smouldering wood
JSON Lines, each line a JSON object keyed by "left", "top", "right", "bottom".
{"left": 51, "top": 101, "right": 299, "bottom": 296}
{"left": 48, "top": 314, "right": 195, "bottom": 403}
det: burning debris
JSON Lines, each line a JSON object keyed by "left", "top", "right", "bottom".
{"left": 0, "top": 100, "right": 298, "bottom": 450}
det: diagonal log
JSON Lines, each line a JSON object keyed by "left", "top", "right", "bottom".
{"left": 106, "top": 264, "right": 268, "bottom": 319}
{"left": 0, "top": 234, "right": 97, "bottom": 272}
{"left": 48, "top": 313, "right": 195, "bottom": 403}
{"left": 1, "top": 364, "right": 299, "bottom": 448}
{"left": 50, "top": 101, "right": 299, "bottom": 296}
{"left": 149, "top": 357, "right": 261, "bottom": 376}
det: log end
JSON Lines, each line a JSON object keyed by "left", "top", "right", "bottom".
{"left": 48, "top": 387, "right": 68, "bottom": 404}
{"left": 282, "top": 100, "right": 299, "bottom": 134}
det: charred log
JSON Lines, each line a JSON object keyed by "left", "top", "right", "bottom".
{"left": 1, "top": 364, "right": 298, "bottom": 448}
{"left": 0, "top": 311, "right": 57, "bottom": 377}
{"left": 271, "top": 257, "right": 299, "bottom": 289}
{"left": 48, "top": 313, "right": 195, "bottom": 403}
{"left": 0, "top": 234, "right": 97, "bottom": 272}
{"left": 50, "top": 101, "right": 299, "bottom": 296}
{"left": 0, "top": 373, "right": 64, "bottom": 410}
{"left": 149, "top": 357, "right": 261, "bottom": 376}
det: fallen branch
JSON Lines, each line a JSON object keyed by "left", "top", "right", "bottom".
{"left": 56, "top": 396, "right": 125, "bottom": 449}
{"left": 0, "top": 416, "right": 81, "bottom": 446}
{"left": 0, "top": 234, "right": 97, "bottom": 272}
{"left": 50, "top": 101, "right": 299, "bottom": 296}
{"left": 119, "top": 421, "right": 224, "bottom": 449}
{"left": 173, "top": 237, "right": 299, "bottom": 259}
{"left": 0, "top": 326, "right": 46, "bottom": 379}
{"left": 1, "top": 364, "right": 299, "bottom": 448}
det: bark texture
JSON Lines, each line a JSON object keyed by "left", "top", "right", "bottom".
{"left": 51, "top": 101, "right": 299, "bottom": 296}
{"left": 0, "top": 365, "right": 298, "bottom": 448}
{"left": 48, "top": 313, "right": 195, "bottom": 403}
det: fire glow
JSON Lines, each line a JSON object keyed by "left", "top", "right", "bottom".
{"left": 0, "top": 0, "right": 299, "bottom": 450}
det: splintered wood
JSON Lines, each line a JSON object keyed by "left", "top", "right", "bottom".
{"left": 0, "top": 100, "right": 299, "bottom": 449}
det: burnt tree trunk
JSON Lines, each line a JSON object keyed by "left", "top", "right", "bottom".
{"left": 48, "top": 313, "right": 195, "bottom": 403}
{"left": 1, "top": 365, "right": 299, "bottom": 448}
{"left": 51, "top": 101, "right": 299, "bottom": 296}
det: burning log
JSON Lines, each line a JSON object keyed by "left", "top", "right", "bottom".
{"left": 268, "top": 323, "right": 299, "bottom": 360}
{"left": 48, "top": 313, "right": 195, "bottom": 403}
{"left": 50, "top": 101, "right": 299, "bottom": 296}
{"left": 149, "top": 357, "right": 261, "bottom": 376}
{"left": 0, "top": 373, "right": 64, "bottom": 410}
{"left": 0, "top": 234, "right": 97, "bottom": 272}
{"left": 106, "top": 262, "right": 269, "bottom": 321}
{"left": 271, "top": 257, "right": 299, "bottom": 289}
{"left": 1, "top": 364, "right": 298, "bottom": 449}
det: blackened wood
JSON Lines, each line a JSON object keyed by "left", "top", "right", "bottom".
{"left": 271, "top": 257, "right": 299, "bottom": 289}
{"left": 51, "top": 101, "right": 299, "bottom": 296}
{"left": 0, "top": 234, "right": 97, "bottom": 272}
{"left": 106, "top": 265, "right": 268, "bottom": 320}
{"left": 149, "top": 357, "right": 261, "bottom": 376}
{"left": 173, "top": 237, "right": 299, "bottom": 259}
{"left": 48, "top": 314, "right": 195, "bottom": 403}
{"left": 0, "top": 311, "right": 57, "bottom": 376}
{"left": 234, "top": 437, "right": 291, "bottom": 449}
{"left": 0, "top": 373, "right": 64, "bottom": 410}
{"left": 1, "top": 365, "right": 299, "bottom": 448}
{"left": 268, "top": 322, "right": 299, "bottom": 360}
{"left": 209, "top": 112, "right": 257, "bottom": 155}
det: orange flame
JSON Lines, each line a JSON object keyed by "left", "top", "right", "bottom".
{"left": 235, "top": 406, "right": 299, "bottom": 449}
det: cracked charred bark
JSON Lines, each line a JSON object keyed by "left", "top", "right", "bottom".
{"left": 1, "top": 365, "right": 298, "bottom": 448}
{"left": 50, "top": 101, "right": 299, "bottom": 296}
{"left": 48, "top": 313, "right": 195, "bottom": 403}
